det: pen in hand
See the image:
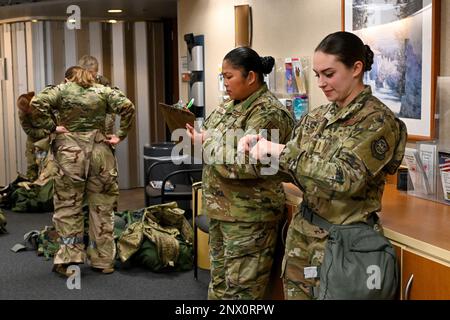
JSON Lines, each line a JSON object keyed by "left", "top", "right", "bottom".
{"left": 186, "top": 98, "right": 195, "bottom": 110}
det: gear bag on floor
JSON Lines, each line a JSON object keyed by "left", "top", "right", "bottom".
{"left": 117, "top": 202, "right": 194, "bottom": 272}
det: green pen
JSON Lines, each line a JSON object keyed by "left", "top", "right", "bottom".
{"left": 186, "top": 98, "right": 195, "bottom": 109}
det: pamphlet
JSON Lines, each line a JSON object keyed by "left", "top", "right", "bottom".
{"left": 438, "top": 152, "right": 450, "bottom": 202}
{"left": 418, "top": 142, "right": 437, "bottom": 194}
{"left": 292, "top": 58, "right": 307, "bottom": 94}
{"left": 404, "top": 148, "right": 430, "bottom": 194}
{"left": 285, "top": 59, "right": 297, "bottom": 94}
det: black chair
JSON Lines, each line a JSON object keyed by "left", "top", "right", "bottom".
{"left": 145, "top": 159, "right": 202, "bottom": 215}
{"left": 192, "top": 182, "right": 210, "bottom": 280}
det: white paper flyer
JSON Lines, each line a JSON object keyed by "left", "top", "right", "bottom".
{"left": 438, "top": 152, "right": 450, "bottom": 202}
{"left": 418, "top": 143, "right": 437, "bottom": 194}
{"left": 404, "top": 148, "right": 430, "bottom": 194}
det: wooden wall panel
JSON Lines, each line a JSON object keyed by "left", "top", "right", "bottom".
{"left": 0, "top": 25, "right": 6, "bottom": 185}
{"left": 124, "top": 22, "right": 138, "bottom": 188}
{"left": 64, "top": 25, "right": 77, "bottom": 70}
{"left": 112, "top": 22, "right": 130, "bottom": 189}
{"left": 13, "top": 22, "right": 28, "bottom": 174}
{"left": 50, "top": 21, "right": 65, "bottom": 84}
{"left": 101, "top": 22, "right": 112, "bottom": 85}
{"left": 3, "top": 24, "right": 17, "bottom": 182}
{"left": 0, "top": 19, "right": 172, "bottom": 189}
{"left": 147, "top": 22, "right": 166, "bottom": 144}
{"left": 134, "top": 21, "right": 150, "bottom": 187}
{"left": 88, "top": 22, "right": 103, "bottom": 74}
{"left": 76, "top": 21, "right": 90, "bottom": 62}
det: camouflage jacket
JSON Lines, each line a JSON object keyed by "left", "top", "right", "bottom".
{"left": 202, "top": 84, "right": 295, "bottom": 222}
{"left": 94, "top": 74, "right": 116, "bottom": 135}
{"left": 30, "top": 82, "right": 135, "bottom": 140}
{"left": 18, "top": 92, "right": 51, "bottom": 141}
{"left": 18, "top": 111, "right": 51, "bottom": 142}
{"left": 279, "top": 86, "right": 407, "bottom": 232}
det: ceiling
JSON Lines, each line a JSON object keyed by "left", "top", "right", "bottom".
{"left": 0, "top": 0, "right": 177, "bottom": 22}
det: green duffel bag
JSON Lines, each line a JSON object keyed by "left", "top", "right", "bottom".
{"left": 0, "top": 210, "right": 7, "bottom": 234}
{"left": 10, "top": 180, "right": 54, "bottom": 213}
{"left": 132, "top": 237, "right": 193, "bottom": 272}
{"left": 318, "top": 223, "right": 399, "bottom": 300}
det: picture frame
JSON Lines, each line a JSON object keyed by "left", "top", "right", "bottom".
{"left": 342, "top": 0, "right": 440, "bottom": 140}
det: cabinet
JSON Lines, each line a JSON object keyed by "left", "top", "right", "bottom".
{"left": 393, "top": 243, "right": 450, "bottom": 300}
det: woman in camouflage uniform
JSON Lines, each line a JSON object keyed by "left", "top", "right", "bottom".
{"left": 30, "top": 66, "right": 135, "bottom": 276}
{"left": 240, "top": 32, "right": 407, "bottom": 299}
{"left": 186, "top": 47, "right": 295, "bottom": 299}
{"left": 17, "top": 91, "right": 51, "bottom": 181}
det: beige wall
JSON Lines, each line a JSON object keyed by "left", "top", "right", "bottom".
{"left": 178, "top": 0, "right": 340, "bottom": 116}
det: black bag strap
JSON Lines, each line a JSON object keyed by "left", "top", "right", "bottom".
{"left": 300, "top": 202, "right": 377, "bottom": 232}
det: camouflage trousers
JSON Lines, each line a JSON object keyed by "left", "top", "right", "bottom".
{"left": 282, "top": 212, "right": 328, "bottom": 300}
{"left": 25, "top": 138, "right": 39, "bottom": 181}
{"left": 208, "top": 219, "right": 278, "bottom": 300}
{"left": 52, "top": 130, "right": 119, "bottom": 269}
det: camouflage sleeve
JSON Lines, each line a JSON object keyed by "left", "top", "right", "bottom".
{"left": 105, "top": 87, "right": 135, "bottom": 140}
{"left": 213, "top": 104, "right": 294, "bottom": 180}
{"left": 29, "top": 86, "right": 59, "bottom": 133}
{"left": 279, "top": 112, "right": 398, "bottom": 199}
{"left": 18, "top": 111, "right": 51, "bottom": 140}
{"left": 104, "top": 113, "right": 115, "bottom": 135}
{"left": 100, "top": 77, "right": 114, "bottom": 134}
{"left": 202, "top": 108, "right": 218, "bottom": 131}
{"left": 384, "top": 118, "right": 407, "bottom": 174}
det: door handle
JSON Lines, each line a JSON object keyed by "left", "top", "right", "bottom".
{"left": 404, "top": 274, "right": 414, "bottom": 300}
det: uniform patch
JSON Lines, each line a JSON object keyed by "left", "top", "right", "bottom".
{"left": 371, "top": 137, "right": 389, "bottom": 160}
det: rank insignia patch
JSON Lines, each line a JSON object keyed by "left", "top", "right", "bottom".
{"left": 371, "top": 137, "right": 389, "bottom": 160}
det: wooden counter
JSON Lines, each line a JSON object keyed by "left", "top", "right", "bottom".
{"left": 380, "top": 184, "right": 450, "bottom": 263}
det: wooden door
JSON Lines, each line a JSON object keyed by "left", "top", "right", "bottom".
{"left": 402, "top": 249, "right": 450, "bottom": 300}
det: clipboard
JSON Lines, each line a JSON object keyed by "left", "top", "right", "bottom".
{"left": 159, "top": 102, "right": 196, "bottom": 133}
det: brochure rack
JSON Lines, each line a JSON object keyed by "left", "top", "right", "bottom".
{"left": 405, "top": 77, "right": 450, "bottom": 206}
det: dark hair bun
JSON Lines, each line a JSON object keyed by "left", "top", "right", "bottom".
{"left": 261, "top": 56, "right": 275, "bottom": 74}
{"left": 364, "top": 45, "right": 374, "bottom": 71}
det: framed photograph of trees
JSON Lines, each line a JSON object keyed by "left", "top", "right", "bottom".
{"left": 342, "top": 0, "right": 440, "bottom": 140}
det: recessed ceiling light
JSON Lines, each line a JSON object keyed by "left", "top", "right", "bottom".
{"left": 31, "top": 19, "right": 38, "bottom": 23}
{"left": 108, "top": 19, "right": 118, "bottom": 24}
{"left": 108, "top": 9, "right": 122, "bottom": 13}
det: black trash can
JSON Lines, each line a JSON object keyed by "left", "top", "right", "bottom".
{"left": 143, "top": 142, "right": 191, "bottom": 209}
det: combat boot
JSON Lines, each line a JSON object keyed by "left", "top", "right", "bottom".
{"left": 91, "top": 266, "right": 115, "bottom": 274}
{"left": 101, "top": 267, "right": 114, "bottom": 274}
{"left": 52, "top": 264, "right": 73, "bottom": 277}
